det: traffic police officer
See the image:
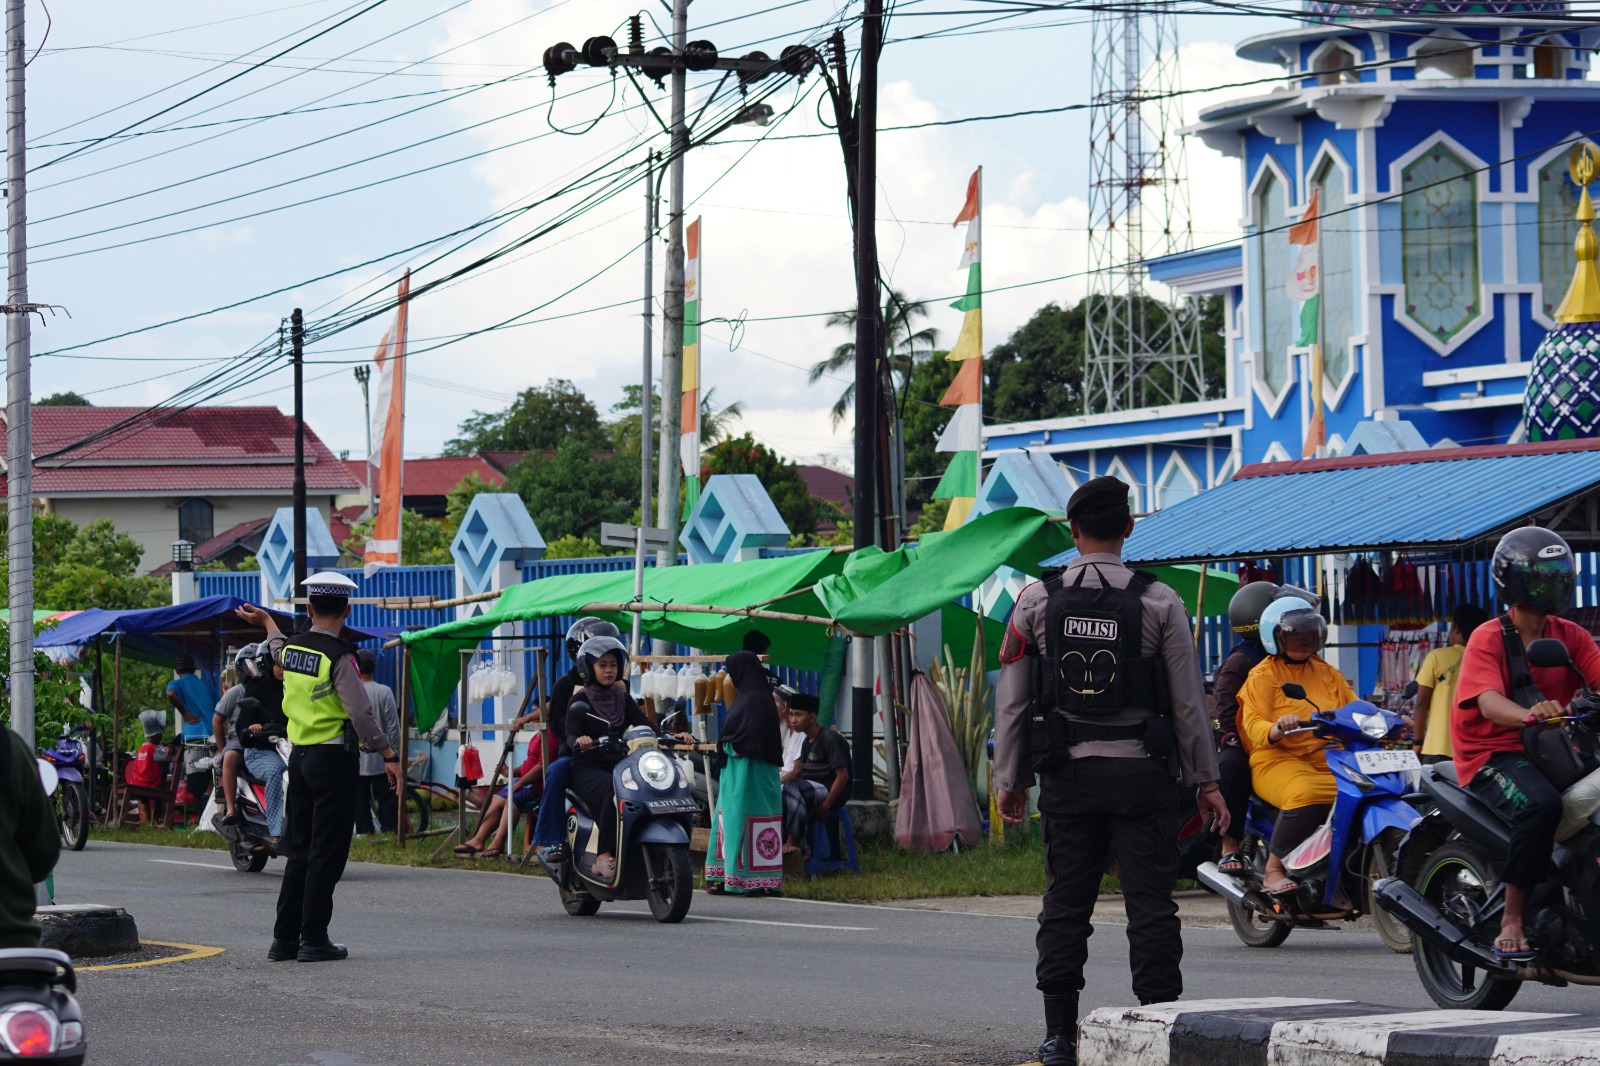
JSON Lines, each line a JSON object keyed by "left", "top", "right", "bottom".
{"left": 236, "top": 573, "right": 400, "bottom": 963}
{"left": 993, "top": 476, "right": 1228, "bottom": 1066}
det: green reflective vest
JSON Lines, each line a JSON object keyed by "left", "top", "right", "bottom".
{"left": 280, "top": 630, "right": 357, "bottom": 747}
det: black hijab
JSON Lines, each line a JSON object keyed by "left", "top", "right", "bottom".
{"left": 718, "top": 651, "right": 783, "bottom": 766}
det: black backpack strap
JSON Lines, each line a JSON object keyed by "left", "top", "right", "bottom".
{"left": 1499, "top": 615, "right": 1544, "bottom": 710}
{"left": 1129, "top": 569, "right": 1159, "bottom": 596}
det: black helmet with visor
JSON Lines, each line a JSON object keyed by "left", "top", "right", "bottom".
{"left": 1492, "top": 526, "right": 1576, "bottom": 616}
{"left": 575, "top": 635, "right": 629, "bottom": 686}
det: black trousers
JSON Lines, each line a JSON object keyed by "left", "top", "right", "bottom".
{"left": 1469, "top": 751, "right": 1563, "bottom": 890}
{"left": 275, "top": 746, "right": 360, "bottom": 945}
{"left": 570, "top": 761, "right": 620, "bottom": 854}
{"left": 1215, "top": 745, "right": 1250, "bottom": 841}
{"left": 354, "top": 773, "right": 396, "bottom": 834}
{"left": 1037, "top": 756, "right": 1181, "bottom": 1005}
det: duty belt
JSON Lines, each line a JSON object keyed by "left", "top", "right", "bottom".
{"left": 1065, "top": 720, "right": 1146, "bottom": 744}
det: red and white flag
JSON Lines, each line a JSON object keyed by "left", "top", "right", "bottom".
{"left": 364, "top": 271, "right": 410, "bottom": 575}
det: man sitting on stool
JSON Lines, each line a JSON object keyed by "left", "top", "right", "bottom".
{"left": 780, "top": 694, "right": 850, "bottom": 854}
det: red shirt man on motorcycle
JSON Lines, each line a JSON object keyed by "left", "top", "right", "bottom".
{"left": 1453, "top": 527, "right": 1600, "bottom": 961}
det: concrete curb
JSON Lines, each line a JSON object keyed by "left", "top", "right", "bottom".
{"left": 1078, "top": 997, "right": 1600, "bottom": 1066}
{"left": 36, "top": 904, "right": 139, "bottom": 957}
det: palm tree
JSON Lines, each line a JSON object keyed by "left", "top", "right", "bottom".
{"left": 810, "top": 290, "right": 940, "bottom": 427}
{"left": 698, "top": 387, "right": 744, "bottom": 447}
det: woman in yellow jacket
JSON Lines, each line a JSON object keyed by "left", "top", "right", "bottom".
{"left": 1238, "top": 593, "right": 1356, "bottom": 894}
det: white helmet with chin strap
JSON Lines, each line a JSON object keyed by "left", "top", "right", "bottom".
{"left": 1259, "top": 591, "right": 1325, "bottom": 658}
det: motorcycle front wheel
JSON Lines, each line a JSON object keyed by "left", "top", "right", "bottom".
{"left": 57, "top": 781, "right": 90, "bottom": 851}
{"left": 560, "top": 885, "right": 601, "bottom": 916}
{"left": 1366, "top": 830, "right": 1412, "bottom": 954}
{"left": 1412, "top": 841, "right": 1520, "bottom": 1010}
{"left": 645, "top": 843, "right": 693, "bottom": 923}
{"left": 231, "top": 840, "right": 268, "bottom": 873}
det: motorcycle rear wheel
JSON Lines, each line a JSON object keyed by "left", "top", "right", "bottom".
{"left": 231, "top": 840, "right": 268, "bottom": 873}
{"left": 57, "top": 781, "right": 90, "bottom": 852}
{"left": 1412, "top": 841, "right": 1520, "bottom": 1011}
{"left": 645, "top": 843, "right": 693, "bottom": 923}
{"left": 1229, "top": 898, "right": 1292, "bottom": 948}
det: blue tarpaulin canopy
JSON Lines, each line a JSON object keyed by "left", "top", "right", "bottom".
{"left": 39, "top": 595, "right": 375, "bottom": 668}
{"left": 1117, "top": 442, "right": 1600, "bottom": 566}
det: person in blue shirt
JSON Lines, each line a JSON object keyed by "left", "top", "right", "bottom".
{"left": 166, "top": 655, "right": 213, "bottom": 743}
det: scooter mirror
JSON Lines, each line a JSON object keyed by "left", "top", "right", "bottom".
{"left": 1403, "top": 680, "right": 1418, "bottom": 700}
{"left": 1280, "top": 682, "right": 1309, "bottom": 702}
{"left": 35, "top": 758, "right": 58, "bottom": 797}
{"left": 1528, "top": 638, "right": 1573, "bottom": 670}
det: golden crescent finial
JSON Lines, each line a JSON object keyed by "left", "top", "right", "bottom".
{"left": 1570, "top": 142, "right": 1599, "bottom": 190}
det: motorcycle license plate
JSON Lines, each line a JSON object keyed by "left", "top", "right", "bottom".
{"left": 645, "top": 798, "right": 696, "bottom": 812}
{"left": 1354, "top": 750, "right": 1422, "bottom": 775}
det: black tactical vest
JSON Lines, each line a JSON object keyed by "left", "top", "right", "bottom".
{"left": 1040, "top": 565, "right": 1161, "bottom": 717}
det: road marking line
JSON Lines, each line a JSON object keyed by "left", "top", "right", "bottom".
{"left": 78, "top": 940, "right": 224, "bottom": 971}
{"left": 148, "top": 859, "right": 231, "bottom": 870}
{"left": 770, "top": 895, "right": 1034, "bottom": 918}
{"left": 688, "top": 915, "right": 874, "bottom": 932}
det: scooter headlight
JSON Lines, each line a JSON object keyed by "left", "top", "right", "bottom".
{"left": 638, "top": 751, "right": 674, "bottom": 790}
{"left": 1353, "top": 712, "right": 1390, "bottom": 740}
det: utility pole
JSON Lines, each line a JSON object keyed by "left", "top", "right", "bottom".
{"left": 655, "top": 0, "right": 689, "bottom": 575}
{"left": 291, "top": 308, "right": 307, "bottom": 632}
{"left": 354, "top": 365, "right": 372, "bottom": 518}
{"left": 4, "top": 0, "right": 31, "bottom": 746}
{"left": 633, "top": 152, "right": 656, "bottom": 655}
{"left": 850, "top": 0, "right": 883, "bottom": 800}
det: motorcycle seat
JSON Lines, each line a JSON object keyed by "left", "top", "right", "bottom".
{"left": 1423, "top": 761, "right": 1513, "bottom": 854}
{"left": 1246, "top": 795, "right": 1281, "bottom": 821}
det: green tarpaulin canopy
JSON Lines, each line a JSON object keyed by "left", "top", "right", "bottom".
{"left": 399, "top": 507, "right": 1235, "bottom": 728}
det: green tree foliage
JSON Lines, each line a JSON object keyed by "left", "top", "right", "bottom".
{"left": 813, "top": 290, "right": 940, "bottom": 427}
{"left": 445, "top": 471, "right": 492, "bottom": 529}
{"left": 986, "top": 301, "right": 1087, "bottom": 424}
{"left": 1, "top": 623, "right": 104, "bottom": 742}
{"left": 504, "top": 438, "right": 635, "bottom": 543}
{"left": 908, "top": 498, "right": 949, "bottom": 538}
{"left": 899, "top": 350, "right": 962, "bottom": 511}
{"left": 542, "top": 534, "right": 609, "bottom": 560}
{"left": 17, "top": 516, "right": 166, "bottom": 612}
{"left": 442, "top": 379, "right": 604, "bottom": 456}
{"left": 701, "top": 433, "right": 830, "bottom": 537}
{"left": 340, "top": 509, "right": 453, "bottom": 565}
{"left": 37, "top": 391, "right": 91, "bottom": 406}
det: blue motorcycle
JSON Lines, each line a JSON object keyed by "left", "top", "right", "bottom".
{"left": 1198, "top": 683, "right": 1421, "bottom": 951}
{"left": 38, "top": 728, "right": 90, "bottom": 852}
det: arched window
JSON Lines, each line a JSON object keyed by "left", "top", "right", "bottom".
{"left": 1312, "top": 42, "right": 1360, "bottom": 85}
{"left": 1313, "top": 157, "right": 1356, "bottom": 387}
{"left": 1530, "top": 36, "right": 1567, "bottom": 79}
{"left": 1401, "top": 144, "right": 1480, "bottom": 340}
{"left": 1255, "top": 169, "right": 1294, "bottom": 393}
{"left": 178, "top": 498, "right": 214, "bottom": 546}
{"left": 1414, "top": 35, "right": 1474, "bottom": 80}
{"left": 1154, "top": 456, "right": 1200, "bottom": 510}
{"left": 1539, "top": 148, "right": 1585, "bottom": 317}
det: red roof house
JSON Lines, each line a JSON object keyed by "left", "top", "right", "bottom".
{"left": 14, "top": 405, "right": 359, "bottom": 574}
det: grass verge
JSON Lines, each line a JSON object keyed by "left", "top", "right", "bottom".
{"left": 88, "top": 824, "right": 1113, "bottom": 900}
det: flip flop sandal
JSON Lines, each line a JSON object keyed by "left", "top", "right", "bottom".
{"left": 453, "top": 844, "right": 482, "bottom": 856}
{"left": 1494, "top": 938, "right": 1537, "bottom": 961}
{"left": 1216, "top": 854, "right": 1248, "bottom": 875}
{"left": 1264, "top": 880, "right": 1301, "bottom": 895}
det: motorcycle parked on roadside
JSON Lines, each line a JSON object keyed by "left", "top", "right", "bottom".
{"left": 536, "top": 719, "right": 699, "bottom": 923}
{"left": 38, "top": 729, "right": 90, "bottom": 853}
{"left": 1376, "top": 637, "right": 1600, "bottom": 1010}
{"left": 1198, "top": 683, "right": 1422, "bottom": 952}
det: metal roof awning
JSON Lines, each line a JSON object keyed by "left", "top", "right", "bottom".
{"left": 1123, "top": 440, "right": 1600, "bottom": 566}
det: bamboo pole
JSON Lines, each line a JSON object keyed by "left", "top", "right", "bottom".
{"left": 1194, "top": 564, "right": 1209, "bottom": 651}
{"left": 396, "top": 643, "right": 410, "bottom": 847}
{"left": 109, "top": 636, "right": 122, "bottom": 828}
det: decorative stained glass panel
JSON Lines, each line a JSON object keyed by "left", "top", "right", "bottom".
{"left": 1401, "top": 145, "right": 1479, "bottom": 340}
{"left": 1317, "top": 159, "right": 1356, "bottom": 387}
{"left": 1540, "top": 152, "right": 1583, "bottom": 318}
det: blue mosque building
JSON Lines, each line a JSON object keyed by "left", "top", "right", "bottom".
{"left": 984, "top": 2, "right": 1600, "bottom": 513}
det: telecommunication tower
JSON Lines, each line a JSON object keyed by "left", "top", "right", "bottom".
{"left": 1082, "top": 2, "right": 1205, "bottom": 414}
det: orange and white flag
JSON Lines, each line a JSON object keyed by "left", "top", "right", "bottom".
{"left": 364, "top": 271, "right": 410, "bottom": 575}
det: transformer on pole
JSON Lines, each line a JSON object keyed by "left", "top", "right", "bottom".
{"left": 1082, "top": 1, "right": 1205, "bottom": 414}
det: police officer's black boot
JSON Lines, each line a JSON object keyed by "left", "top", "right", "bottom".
{"left": 1037, "top": 994, "right": 1078, "bottom": 1066}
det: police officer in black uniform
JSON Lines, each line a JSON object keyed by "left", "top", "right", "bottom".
{"left": 994, "top": 477, "right": 1228, "bottom": 1066}
{"left": 237, "top": 573, "right": 400, "bottom": 963}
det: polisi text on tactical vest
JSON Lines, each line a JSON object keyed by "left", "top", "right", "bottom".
{"left": 1062, "top": 617, "right": 1118, "bottom": 641}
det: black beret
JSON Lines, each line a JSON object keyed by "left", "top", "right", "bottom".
{"left": 1066, "top": 475, "right": 1132, "bottom": 519}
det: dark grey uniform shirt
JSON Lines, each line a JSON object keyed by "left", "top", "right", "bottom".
{"left": 993, "top": 553, "right": 1219, "bottom": 793}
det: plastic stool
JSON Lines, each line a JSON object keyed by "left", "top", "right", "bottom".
{"left": 804, "top": 807, "right": 860, "bottom": 877}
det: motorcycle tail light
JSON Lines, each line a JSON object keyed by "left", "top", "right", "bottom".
{"left": 4, "top": 1009, "right": 55, "bottom": 1055}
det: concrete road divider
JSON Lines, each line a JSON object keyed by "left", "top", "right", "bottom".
{"left": 1078, "top": 997, "right": 1600, "bottom": 1066}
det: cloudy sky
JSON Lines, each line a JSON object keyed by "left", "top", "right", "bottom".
{"left": 25, "top": 0, "right": 1287, "bottom": 466}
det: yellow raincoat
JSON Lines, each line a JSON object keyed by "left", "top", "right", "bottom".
{"left": 1238, "top": 655, "right": 1357, "bottom": 810}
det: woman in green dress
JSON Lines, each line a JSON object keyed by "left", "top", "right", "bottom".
{"left": 705, "top": 650, "right": 785, "bottom": 895}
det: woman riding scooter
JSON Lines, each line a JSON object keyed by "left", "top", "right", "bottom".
{"left": 1237, "top": 589, "right": 1355, "bottom": 898}
{"left": 565, "top": 636, "right": 692, "bottom": 881}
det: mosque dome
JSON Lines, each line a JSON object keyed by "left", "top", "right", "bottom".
{"left": 1527, "top": 144, "right": 1600, "bottom": 442}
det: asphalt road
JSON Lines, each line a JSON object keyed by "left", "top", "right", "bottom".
{"left": 55, "top": 842, "right": 1598, "bottom": 1066}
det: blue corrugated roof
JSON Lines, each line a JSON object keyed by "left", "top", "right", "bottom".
{"left": 1118, "top": 446, "right": 1600, "bottom": 565}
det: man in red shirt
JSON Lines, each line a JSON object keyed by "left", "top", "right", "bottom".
{"left": 1453, "top": 527, "right": 1600, "bottom": 960}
